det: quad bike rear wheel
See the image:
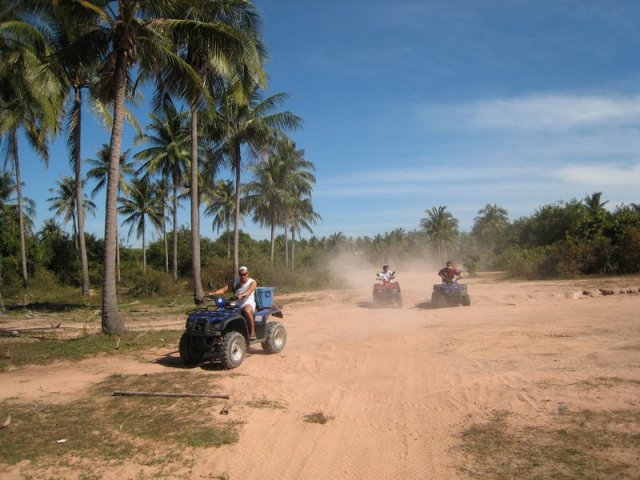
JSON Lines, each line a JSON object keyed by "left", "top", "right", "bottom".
{"left": 262, "top": 322, "right": 287, "bottom": 353}
{"left": 462, "top": 294, "right": 471, "bottom": 306}
{"left": 431, "top": 292, "right": 446, "bottom": 309}
{"left": 222, "top": 331, "right": 246, "bottom": 369}
{"left": 179, "top": 332, "right": 204, "bottom": 365}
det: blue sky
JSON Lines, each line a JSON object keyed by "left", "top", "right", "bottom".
{"left": 18, "top": 0, "right": 640, "bottom": 245}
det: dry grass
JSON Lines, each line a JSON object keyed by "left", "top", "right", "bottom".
{"left": 0, "top": 372, "right": 240, "bottom": 475}
{"left": 458, "top": 408, "right": 640, "bottom": 479}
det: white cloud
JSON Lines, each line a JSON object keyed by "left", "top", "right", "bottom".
{"left": 554, "top": 163, "right": 640, "bottom": 187}
{"left": 420, "top": 93, "right": 640, "bottom": 132}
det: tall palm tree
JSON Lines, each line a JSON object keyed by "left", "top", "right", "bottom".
{"left": 167, "top": 0, "right": 266, "bottom": 304}
{"left": 47, "top": 175, "right": 96, "bottom": 248}
{"left": 421, "top": 206, "right": 459, "bottom": 265}
{"left": 246, "top": 136, "right": 314, "bottom": 265}
{"left": 86, "top": 144, "right": 134, "bottom": 284}
{"left": 216, "top": 87, "right": 301, "bottom": 279}
{"left": 118, "top": 178, "right": 163, "bottom": 273}
{"left": 203, "top": 179, "right": 236, "bottom": 260}
{"left": 135, "top": 102, "right": 190, "bottom": 281}
{"left": 0, "top": 5, "right": 63, "bottom": 288}
{"left": 288, "top": 197, "right": 321, "bottom": 271}
{"left": 41, "top": 0, "right": 105, "bottom": 297}
{"left": 472, "top": 203, "right": 509, "bottom": 252}
{"left": 61, "top": 0, "right": 212, "bottom": 333}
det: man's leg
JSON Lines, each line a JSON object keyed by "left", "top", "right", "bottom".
{"left": 243, "top": 305, "right": 256, "bottom": 338}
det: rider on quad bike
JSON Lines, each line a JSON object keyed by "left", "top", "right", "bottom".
{"left": 438, "top": 261, "right": 461, "bottom": 284}
{"left": 373, "top": 264, "right": 402, "bottom": 307}
{"left": 211, "top": 265, "right": 257, "bottom": 339}
{"left": 377, "top": 264, "right": 395, "bottom": 283}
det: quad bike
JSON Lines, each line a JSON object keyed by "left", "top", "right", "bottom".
{"left": 431, "top": 281, "right": 471, "bottom": 308}
{"left": 179, "top": 284, "right": 286, "bottom": 369}
{"left": 373, "top": 272, "right": 403, "bottom": 307}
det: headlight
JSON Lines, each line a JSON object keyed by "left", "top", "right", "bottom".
{"left": 215, "top": 297, "right": 227, "bottom": 308}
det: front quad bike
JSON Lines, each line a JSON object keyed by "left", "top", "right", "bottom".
{"left": 372, "top": 276, "right": 403, "bottom": 308}
{"left": 179, "top": 295, "right": 286, "bottom": 369}
{"left": 431, "top": 281, "right": 471, "bottom": 308}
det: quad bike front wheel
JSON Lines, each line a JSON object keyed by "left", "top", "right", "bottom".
{"left": 179, "top": 332, "right": 204, "bottom": 366}
{"left": 222, "top": 331, "right": 246, "bottom": 369}
{"left": 262, "top": 322, "right": 287, "bottom": 353}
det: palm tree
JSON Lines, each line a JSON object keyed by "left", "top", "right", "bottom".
{"left": 41, "top": 0, "right": 105, "bottom": 297}
{"left": 203, "top": 179, "right": 236, "bottom": 260}
{"left": 247, "top": 137, "right": 315, "bottom": 266}
{"left": 421, "top": 206, "right": 459, "bottom": 264}
{"left": 118, "top": 178, "right": 163, "bottom": 273}
{"left": 472, "top": 203, "right": 509, "bottom": 252}
{"left": 61, "top": 0, "right": 218, "bottom": 333}
{"left": 216, "top": 87, "right": 301, "bottom": 280}
{"left": 0, "top": 6, "right": 63, "bottom": 288}
{"left": 167, "top": 0, "right": 266, "bottom": 304}
{"left": 583, "top": 192, "right": 609, "bottom": 216}
{"left": 135, "top": 102, "right": 190, "bottom": 281}
{"left": 47, "top": 175, "right": 96, "bottom": 248}
{"left": 86, "top": 144, "right": 134, "bottom": 284}
{"left": 288, "top": 197, "right": 321, "bottom": 271}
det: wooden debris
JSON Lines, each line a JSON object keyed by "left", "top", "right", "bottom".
{"left": 1, "top": 414, "right": 11, "bottom": 428}
{"left": 112, "top": 390, "right": 230, "bottom": 399}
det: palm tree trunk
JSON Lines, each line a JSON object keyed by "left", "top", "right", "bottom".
{"left": 226, "top": 221, "right": 230, "bottom": 260}
{"left": 284, "top": 222, "right": 289, "bottom": 269}
{"left": 101, "top": 58, "right": 127, "bottom": 335}
{"left": 270, "top": 222, "right": 275, "bottom": 264}
{"left": 116, "top": 223, "right": 121, "bottom": 283}
{"left": 11, "top": 130, "right": 28, "bottom": 289}
{"left": 72, "top": 87, "right": 90, "bottom": 296}
{"left": 163, "top": 210, "right": 168, "bottom": 274}
{"left": 291, "top": 229, "right": 295, "bottom": 272}
{"left": 232, "top": 143, "right": 241, "bottom": 284}
{"left": 190, "top": 104, "right": 204, "bottom": 303}
{"left": 172, "top": 183, "right": 178, "bottom": 281}
{"left": 142, "top": 223, "right": 146, "bottom": 272}
{"left": 0, "top": 254, "right": 5, "bottom": 314}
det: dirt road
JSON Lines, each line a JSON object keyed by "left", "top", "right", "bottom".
{"left": 1, "top": 271, "right": 639, "bottom": 479}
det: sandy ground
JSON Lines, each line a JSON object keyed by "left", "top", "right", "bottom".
{"left": 1, "top": 270, "right": 640, "bottom": 479}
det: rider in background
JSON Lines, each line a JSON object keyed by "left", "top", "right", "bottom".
{"left": 211, "top": 265, "right": 257, "bottom": 340}
{"left": 377, "top": 264, "right": 395, "bottom": 283}
{"left": 438, "top": 261, "right": 461, "bottom": 284}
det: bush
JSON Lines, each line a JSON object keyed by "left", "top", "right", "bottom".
{"left": 123, "top": 267, "right": 176, "bottom": 298}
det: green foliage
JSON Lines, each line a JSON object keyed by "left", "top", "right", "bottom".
{"left": 121, "top": 266, "right": 176, "bottom": 298}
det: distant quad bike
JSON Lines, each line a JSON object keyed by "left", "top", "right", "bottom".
{"left": 373, "top": 273, "right": 403, "bottom": 308}
{"left": 431, "top": 281, "right": 471, "bottom": 308}
{"left": 179, "top": 285, "right": 286, "bottom": 369}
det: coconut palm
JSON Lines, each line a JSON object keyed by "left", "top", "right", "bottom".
{"left": 118, "top": 178, "right": 164, "bottom": 272}
{"left": 203, "top": 179, "right": 236, "bottom": 260}
{"left": 37, "top": 0, "right": 107, "bottom": 297}
{"left": 583, "top": 192, "right": 609, "bottom": 216}
{"left": 0, "top": 5, "right": 64, "bottom": 288}
{"left": 288, "top": 197, "right": 321, "bottom": 271}
{"left": 472, "top": 203, "right": 509, "bottom": 252}
{"left": 216, "top": 86, "right": 301, "bottom": 279}
{"left": 166, "top": 0, "right": 266, "bottom": 304}
{"left": 86, "top": 144, "right": 134, "bottom": 284}
{"left": 421, "top": 206, "right": 459, "bottom": 265}
{"left": 47, "top": 175, "right": 96, "bottom": 248}
{"left": 59, "top": 0, "right": 217, "bottom": 333}
{"left": 135, "top": 102, "right": 190, "bottom": 280}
